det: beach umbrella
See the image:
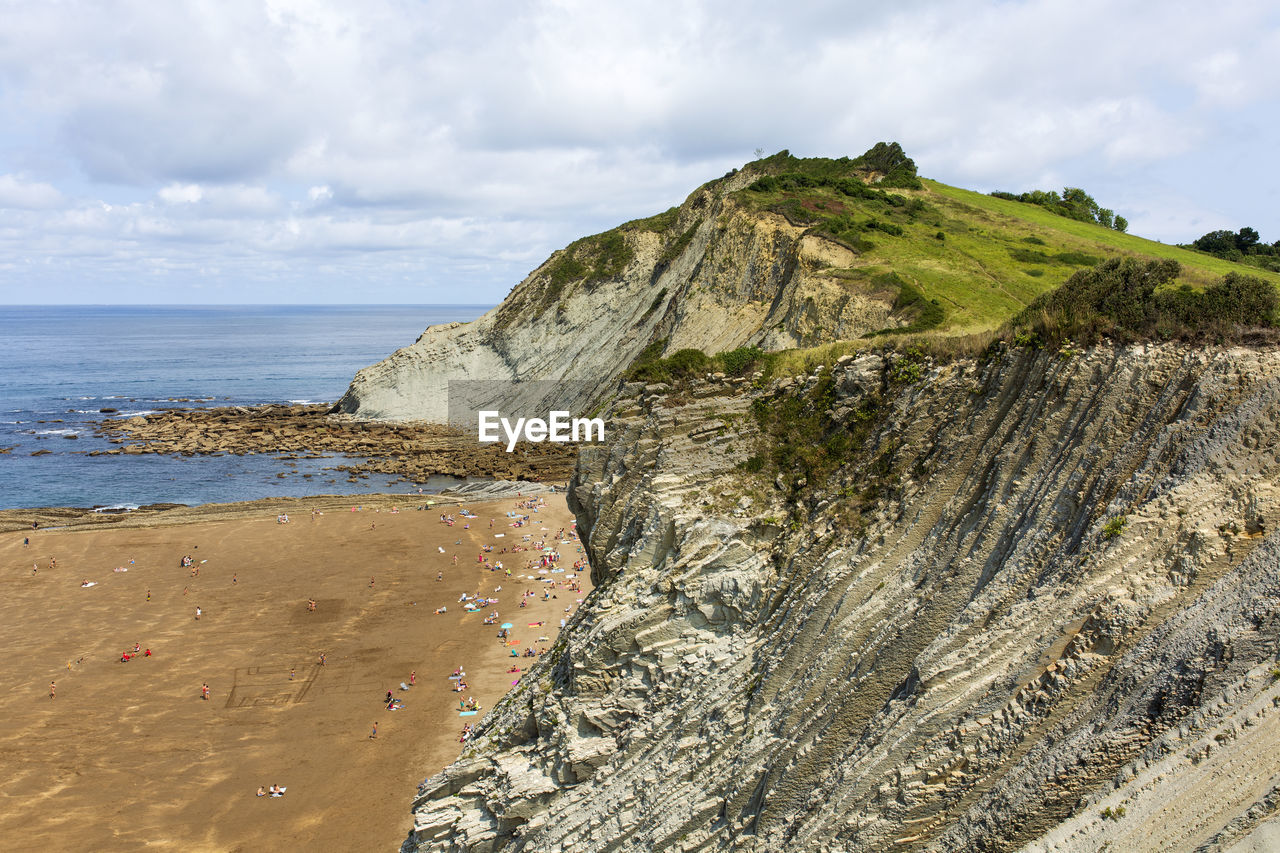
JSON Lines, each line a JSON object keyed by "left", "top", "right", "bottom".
{"left": 501, "top": 622, "right": 513, "bottom": 629}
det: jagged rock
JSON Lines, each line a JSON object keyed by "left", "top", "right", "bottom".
{"left": 404, "top": 344, "right": 1280, "bottom": 853}
{"left": 835, "top": 354, "right": 884, "bottom": 398}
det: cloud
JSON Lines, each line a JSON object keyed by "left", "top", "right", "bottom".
{"left": 0, "top": 0, "right": 1277, "bottom": 302}
{"left": 0, "top": 174, "right": 65, "bottom": 209}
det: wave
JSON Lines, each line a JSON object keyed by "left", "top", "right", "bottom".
{"left": 92, "top": 503, "right": 140, "bottom": 513}
{"left": 36, "top": 428, "right": 80, "bottom": 436}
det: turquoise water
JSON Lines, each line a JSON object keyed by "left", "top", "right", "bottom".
{"left": 0, "top": 305, "right": 489, "bottom": 509}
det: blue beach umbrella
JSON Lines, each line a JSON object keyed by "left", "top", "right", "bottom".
{"left": 500, "top": 622, "right": 513, "bottom": 629}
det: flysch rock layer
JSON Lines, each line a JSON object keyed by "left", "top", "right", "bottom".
{"left": 403, "top": 343, "right": 1280, "bottom": 852}
{"left": 334, "top": 170, "right": 896, "bottom": 423}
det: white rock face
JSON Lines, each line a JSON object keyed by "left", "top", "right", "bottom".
{"left": 402, "top": 344, "right": 1280, "bottom": 852}
{"left": 335, "top": 170, "right": 897, "bottom": 423}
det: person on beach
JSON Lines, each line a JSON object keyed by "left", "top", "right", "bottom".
{"left": 318, "top": 652, "right": 326, "bottom": 666}
{"left": 409, "top": 671, "right": 416, "bottom": 686}
{"left": 195, "top": 606, "right": 202, "bottom": 620}
{"left": 201, "top": 683, "right": 210, "bottom": 701}
{"left": 49, "top": 681, "right": 55, "bottom": 700}
{"left": 369, "top": 722, "right": 378, "bottom": 739}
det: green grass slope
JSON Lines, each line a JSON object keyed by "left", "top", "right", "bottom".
{"left": 727, "top": 153, "right": 1280, "bottom": 336}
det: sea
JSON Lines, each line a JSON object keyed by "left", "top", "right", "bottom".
{"left": 0, "top": 305, "right": 491, "bottom": 511}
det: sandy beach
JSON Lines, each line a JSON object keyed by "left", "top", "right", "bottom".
{"left": 0, "top": 491, "right": 589, "bottom": 852}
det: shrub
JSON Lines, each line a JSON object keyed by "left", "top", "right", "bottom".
{"left": 1006, "top": 257, "right": 1277, "bottom": 344}
{"left": 1102, "top": 516, "right": 1127, "bottom": 539}
{"left": 989, "top": 187, "right": 1128, "bottom": 230}
{"left": 626, "top": 345, "right": 711, "bottom": 383}
{"left": 717, "top": 346, "right": 767, "bottom": 376}
{"left": 666, "top": 348, "right": 712, "bottom": 377}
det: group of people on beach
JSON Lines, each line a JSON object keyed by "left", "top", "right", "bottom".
{"left": 30, "top": 495, "right": 587, "bottom": 811}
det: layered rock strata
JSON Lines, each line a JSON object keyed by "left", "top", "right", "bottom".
{"left": 334, "top": 172, "right": 898, "bottom": 423}
{"left": 404, "top": 343, "right": 1280, "bottom": 852}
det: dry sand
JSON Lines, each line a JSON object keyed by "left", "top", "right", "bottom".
{"left": 0, "top": 492, "right": 589, "bottom": 851}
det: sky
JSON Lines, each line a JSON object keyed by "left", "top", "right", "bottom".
{"left": 1, "top": 0, "right": 1278, "bottom": 305}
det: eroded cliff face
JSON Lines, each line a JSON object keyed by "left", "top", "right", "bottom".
{"left": 404, "top": 343, "right": 1280, "bottom": 852}
{"left": 334, "top": 170, "right": 896, "bottom": 423}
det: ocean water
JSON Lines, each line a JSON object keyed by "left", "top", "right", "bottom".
{"left": 0, "top": 305, "right": 490, "bottom": 510}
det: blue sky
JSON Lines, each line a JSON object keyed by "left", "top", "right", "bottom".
{"left": 1, "top": 0, "right": 1277, "bottom": 304}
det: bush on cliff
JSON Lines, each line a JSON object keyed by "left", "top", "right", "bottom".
{"left": 1007, "top": 257, "right": 1277, "bottom": 344}
{"left": 628, "top": 347, "right": 710, "bottom": 383}
{"left": 627, "top": 344, "right": 771, "bottom": 384}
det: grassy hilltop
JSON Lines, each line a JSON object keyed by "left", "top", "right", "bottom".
{"left": 514, "top": 144, "right": 1279, "bottom": 360}
{"left": 728, "top": 147, "right": 1279, "bottom": 337}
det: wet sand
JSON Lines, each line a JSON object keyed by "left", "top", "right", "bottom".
{"left": 0, "top": 492, "right": 588, "bottom": 851}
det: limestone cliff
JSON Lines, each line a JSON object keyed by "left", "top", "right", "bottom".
{"left": 403, "top": 343, "right": 1280, "bottom": 852}
{"left": 333, "top": 161, "right": 905, "bottom": 423}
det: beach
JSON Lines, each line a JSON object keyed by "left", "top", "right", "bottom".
{"left": 0, "top": 491, "right": 588, "bottom": 851}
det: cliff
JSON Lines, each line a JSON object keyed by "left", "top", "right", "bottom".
{"left": 334, "top": 164, "right": 897, "bottom": 423}
{"left": 334, "top": 145, "right": 1278, "bottom": 426}
{"left": 403, "top": 342, "right": 1280, "bottom": 851}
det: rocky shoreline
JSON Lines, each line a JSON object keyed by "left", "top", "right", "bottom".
{"left": 89, "top": 403, "right": 577, "bottom": 485}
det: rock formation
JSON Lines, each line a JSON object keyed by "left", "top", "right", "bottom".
{"left": 403, "top": 343, "right": 1280, "bottom": 851}
{"left": 334, "top": 155, "right": 912, "bottom": 424}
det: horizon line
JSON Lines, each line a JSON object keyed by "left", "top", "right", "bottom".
{"left": 0, "top": 302, "right": 498, "bottom": 308}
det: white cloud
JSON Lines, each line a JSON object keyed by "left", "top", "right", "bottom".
{"left": 0, "top": 0, "right": 1277, "bottom": 301}
{"left": 0, "top": 174, "right": 65, "bottom": 209}
{"left": 159, "top": 183, "right": 203, "bottom": 204}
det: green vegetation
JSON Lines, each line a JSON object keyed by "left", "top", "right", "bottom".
{"left": 913, "top": 180, "right": 1280, "bottom": 333}
{"left": 989, "top": 187, "right": 1128, "bottom": 232}
{"left": 506, "top": 143, "right": 1280, "bottom": 342}
{"left": 1102, "top": 516, "right": 1127, "bottom": 539}
{"left": 1006, "top": 257, "right": 1277, "bottom": 345}
{"left": 745, "top": 367, "right": 895, "bottom": 529}
{"left": 870, "top": 274, "right": 943, "bottom": 336}
{"left": 536, "top": 229, "right": 636, "bottom": 312}
{"left": 642, "top": 288, "right": 668, "bottom": 320}
{"left": 657, "top": 219, "right": 702, "bottom": 268}
{"left": 627, "top": 342, "right": 772, "bottom": 384}
{"left": 628, "top": 206, "right": 680, "bottom": 234}
{"left": 1184, "top": 227, "right": 1280, "bottom": 274}
{"left": 748, "top": 141, "right": 921, "bottom": 189}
